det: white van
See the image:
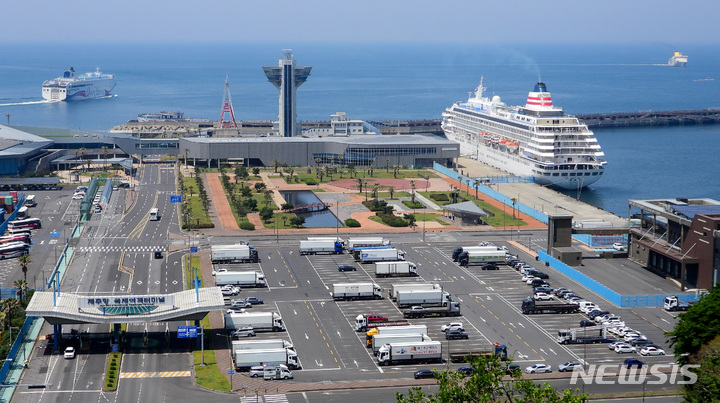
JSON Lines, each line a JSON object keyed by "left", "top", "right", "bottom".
{"left": 24, "top": 195, "right": 37, "bottom": 207}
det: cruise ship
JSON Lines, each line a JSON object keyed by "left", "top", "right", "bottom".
{"left": 42, "top": 67, "right": 116, "bottom": 101}
{"left": 441, "top": 79, "right": 606, "bottom": 190}
{"left": 668, "top": 51, "right": 688, "bottom": 67}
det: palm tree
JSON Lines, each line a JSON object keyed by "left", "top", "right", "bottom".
{"left": 371, "top": 184, "right": 379, "bottom": 199}
{"left": 79, "top": 147, "right": 87, "bottom": 172}
{"left": 388, "top": 186, "right": 395, "bottom": 200}
{"left": 13, "top": 279, "right": 27, "bottom": 303}
{"left": 410, "top": 180, "right": 417, "bottom": 205}
{"left": 184, "top": 148, "right": 190, "bottom": 165}
{"left": 386, "top": 159, "right": 390, "bottom": 173}
{"left": 18, "top": 254, "right": 30, "bottom": 285}
{"left": 263, "top": 190, "right": 274, "bottom": 207}
{"left": 473, "top": 179, "right": 481, "bottom": 199}
{"left": 271, "top": 160, "right": 281, "bottom": 173}
{"left": 101, "top": 146, "right": 109, "bottom": 171}
{"left": 2, "top": 298, "right": 20, "bottom": 333}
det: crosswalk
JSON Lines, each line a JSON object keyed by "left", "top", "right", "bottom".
{"left": 240, "top": 395, "right": 288, "bottom": 403}
{"left": 78, "top": 246, "right": 166, "bottom": 253}
{"left": 120, "top": 371, "right": 191, "bottom": 378}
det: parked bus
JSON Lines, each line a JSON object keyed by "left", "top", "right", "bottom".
{"left": 149, "top": 208, "right": 160, "bottom": 221}
{"left": 7, "top": 227, "right": 32, "bottom": 236}
{"left": 16, "top": 206, "right": 29, "bottom": 219}
{"left": 0, "top": 234, "right": 31, "bottom": 245}
{"left": 0, "top": 242, "right": 29, "bottom": 259}
{"left": 8, "top": 218, "right": 42, "bottom": 230}
{"left": 24, "top": 195, "right": 37, "bottom": 207}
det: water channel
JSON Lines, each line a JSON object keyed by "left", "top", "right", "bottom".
{"left": 279, "top": 190, "right": 343, "bottom": 228}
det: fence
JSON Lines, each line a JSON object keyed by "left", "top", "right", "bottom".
{"left": 537, "top": 249, "right": 704, "bottom": 308}
{"left": 433, "top": 162, "right": 549, "bottom": 224}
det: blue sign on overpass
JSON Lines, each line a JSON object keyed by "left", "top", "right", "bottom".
{"left": 177, "top": 326, "right": 197, "bottom": 338}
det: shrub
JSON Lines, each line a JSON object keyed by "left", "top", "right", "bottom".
{"left": 304, "top": 179, "right": 318, "bottom": 186}
{"left": 377, "top": 213, "right": 409, "bottom": 227}
{"left": 239, "top": 221, "right": 255, "bottom": 231}
{"left": 430, "top": 193, "right": 449, "bottom": 201}
{"left": 345, "top": 218, "right": 361, "bottom": 227}
{"left": 403, "top": 200, "right": 424, "bottom": 209}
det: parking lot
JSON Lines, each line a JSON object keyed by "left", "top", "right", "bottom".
{"left": 213, "top": 237, "right": 679, "bottom": 381}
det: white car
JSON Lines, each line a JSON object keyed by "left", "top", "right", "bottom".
{"left": 249, "top": 366, "right": 264, "bottom": 377}
{"left": 533, "top": 292, "right": 553, "bottom": 301}
{"left": 609, "top": 341, "right": 625, "bottom": 350}
{"left": 640, "top": 346, "right": 666, "bottom": 356}
{"left": 441, "top": 322, "right": 464, "bottom": 332}
{"left": 615, "top": 344, "right": 637, "bottom": 354}
{"left": 212, "top": 268, "right": 228, "bottom": 276}
{"left": 609, "top": 327, "right": 631, "bottom": 336}
{"left": 220, "top": 285, "right": 240, "bottom": 296}
{"left": 623, "top": 332, "right": 641, "bottom": 342}
{"left": 72, "top": 194, "right": 84, "bottom": 200}
{"left": 525, "top": 277, "right": 539, "bottom": 285}
{"left": 613, "top": 242, "right": 625, "bottom": 251}
{"left": 64, "top": 347, "right": 76, "bottom": 359}
{"left": 525, "top": 364, "right": 552, "bottom": 374}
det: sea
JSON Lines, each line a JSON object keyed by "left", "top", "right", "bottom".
{"left": 1, "top": 42, "right": 719, "bottom": 218}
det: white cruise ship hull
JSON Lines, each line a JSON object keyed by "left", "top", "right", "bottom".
{"left": 42, "top": 80, "right": 116, "bottom": 101}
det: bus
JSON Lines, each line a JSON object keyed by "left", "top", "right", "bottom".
{"left": 8, "top": 218, "right": 42, "bottom": 230}
{"left": 16, "top": 206, "right": 29, "bottom": 219}
{"left": 7, "top": 227, "right": 32, "bottom": 236}
{"left": 0, "top": 234, "right": 31, "bottom": 245}
{"left": 149, "top": 208, "right": 160, "bottom": 221}
{"left": 24, "top": 195, "right": 37, "bottom": 207}
{"left": 0, "top": 242, "right": 29, "bottom": 260}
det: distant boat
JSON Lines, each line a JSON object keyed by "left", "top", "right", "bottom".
{"left": 668, "top": 52, "right": 688, "bottom": 67}
{"left": 42, "top": 67, "right": 116, "bottom": 101}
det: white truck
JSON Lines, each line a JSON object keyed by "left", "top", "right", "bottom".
{"left": 234, "top": 348, "right": 300, "bottom": 370}
{"left": 364, "top": 324, "right": 429, "bottom": 347}
{"left": 371, "top": 333, "right": 432, "bottom": 355}
{"left": 375, "top": 261, "right": 418, "bottom": 278}
{"left": 211, "top": 244, "right": 259, "bottom": 263}
{"left": 377, "top": 341, "right": 443, "bottom": 366}
{"left": 451, "top": 245, "right": 504, "bottom": 262}
{"left": 224, "top": 312, "right": 285, "bottom": 332}
{"left": 299, "top": 239, "right": 344, "bottom": 255}
{"left": 231, "top": 339, "right": 295, "bottom": 359}
{"left": 263, "top": 364, "right": 294, "bottom": 380}
{"left": 332, "top": 283, "right": 383, "bottom": 301}
{"left": 355, "top": 248, "right": 406, "bottom": 263}
{"left": 396, "top": 289, "right": 451, "bottom": 308}
{"left": 457, "top": 250, "right": 507, "bottom": 266}
{"left": 346, "top": 237, "right": 390, "bottom": 251}
{"left": 390, "top": 283, "right": 442, "bottom": 301}
{"left": 215, "top": 271, "right": 266, "bottom": 287}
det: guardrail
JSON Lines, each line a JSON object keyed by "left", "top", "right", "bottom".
{"left": 433, "top": 162, "right": 548, "bottom": 224}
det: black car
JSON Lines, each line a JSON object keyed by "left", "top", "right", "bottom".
{"left": 529, "top": 279, "right": 548, "bottom": 287}
{"left": 445, "top": 330, "right": 469, "bottom": 340}
{"left": 630, "top": 339, "right": 654, "bottom": 347}
{"left": 623, "top": 358, "right": 645, "bottom": 369}
{"left": 531, "top": 271, "right": 549, "bottom": 279}
{"left": 244, "top": 297, "right": 264, "bottom": 305}
{"left": 503, "top": 364, "right": 520, "bottom": 374}
{"left": 533, "top": 285, "right": 553, "bottom": 294}
{"left": 117, "top": 182, "right": 130, "bottom": 188}
{"left": 579, "top": 320, "right": 595, "bottom": 327}
{"left": 553, "top": 287, "right": 569, "bottom": 296}
{"left": 338, "top": 265, "right": 356, "bottom": 272}
{"left": 481, "top": 263, "right": 499, "bottom": 270}
{"left": 458, "top": 366, "right": 477, "bottom": 376}
{"left": 154, "top": 250, "right": 163, "bottom": 259}
{"left": 413, "top": 369, "right": 437, "bottom": 379}
{"left": 506, "top": 259, "right": 521, "bottom": 267}
{"left": 588, "top": 310, "right": 610, "bottom": 319}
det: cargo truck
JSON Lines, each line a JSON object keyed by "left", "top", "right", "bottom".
{"left": 224, "top": 312, "right": 285, "bottom": 332}
{"left": 396, "top": 289, "right": 451, "bottom": 308}
{"left": 375, "top": 261, "right": 418, "bottom": 277}
{"left": 365, "top": 325, "right": 428, "bottom": 347}
{"left": 521, "top": 297, "right": 579, "bottom": 314}
{"left": 457, "top": 250, "right": 507, "bottom": 266}
{"left": 346, "top": 237, "right": 390, "bottom": 251}
{"left": 211, "top": 244, "right": 259, "bottom": 263}
{"left": 354, "top": 248, "right": 406, "bottom": 263}
{"left": 390, "top": 283, "right": 442, "bottom": 301}
{"left": 263, "top": 363, "right": 294, "bottom": 380}
{"left": 299, "top": 239, "right": 344, "bottom": 255}
{"left": 234, "top": 348, "right": 300, "bottom": 370}
{"left": 557, "top": 324, "right": 613, "bottom": 344}
{"left": 402, "top": 301, "right": 461, "bottom": 318}
{"left": 377, "top": 341, "right": 442, "bottom": 366}
{"left": 371, "top": 333, "right": 432, "bottom": 354}
{"left": 332, "top": 283, "right": 383, "bottom": 301}
{"left": 664, "top": 295, "right": 694, "bottom": 311}
{"left": 451, "top": 246, "right": 504, "bottom": 262}
{"left": 355, "top": 315, "right": 408, "bottom": 332}
{"left": 231, "top": 339, "right": 295, "bottom": 357}
{"left": 449, "top": 343, "right": 507, "bottom": 363}
{"left": 215, "top": 271, "right": 266, "bottom": 287}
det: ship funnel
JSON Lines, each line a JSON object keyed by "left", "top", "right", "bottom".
{"left": 526, "top": 82, "right": 553, "bottom": 110}
{"left": 533, "top": 82, "right": 548, "bottom": 92}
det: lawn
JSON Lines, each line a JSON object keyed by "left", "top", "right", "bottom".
{"left": 420, "top": 190, "right": 527, "bottom": 227}
{"left": 182, "top": 178, "right": 213, "bottom": 228}
{"left": 286, "top": 168, "right": 437, "bottom": 184}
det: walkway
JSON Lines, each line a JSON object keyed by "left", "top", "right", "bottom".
{"left": 205, "top": 173, "right": 239, "bottom": 230}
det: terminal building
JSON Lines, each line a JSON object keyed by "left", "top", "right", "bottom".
{"left": 628, "top": 197, "right": 720, "bottom": 290}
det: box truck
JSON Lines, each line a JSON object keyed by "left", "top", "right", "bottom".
{"left": 211, "top": 244, "right": 259, "bottom": 263}
{"left": 371, "top": 333, "right": 432, "bottom": 354}
{"left": 234, "top": 348, "right": 300, "bottom": 370}
{"left": 332, "top": 283, "right": 383, "bottom": 301}
{"left": 457, "top": 250, "right": 507, "bottom": 266}
{"left": 231, "top": 339, "right": 295, "bottom": 359}
{"left": 346, "top": 238, "right": 390, "bottom": 251}
{"left": 377, "top": 341, "right": 443, "bottom": 366}
{"left": 375, "top": 261, "right": 418, "bottom": 277}
{"left": 396, "top": 289, "right": 451, "bottom": 308}
{"left": 215, "top": 271, "right": 266, "bottom": 287}
{"left": 355, "top": 248, "right": 405, "bottom": 263}
{"left": 299, "top": 239, "right": 344, "bottom": 255}
{"left": 365, "top": 324, "right": 428, "bottom": 347}
{"left": 224, "top": 312, "right": 285, "bottom": 332}
{"left": 390, "top": 283, "right": 442, "bottom": 301}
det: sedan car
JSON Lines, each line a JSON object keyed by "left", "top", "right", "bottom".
{"left": 458, "top": 366, "right": 478, "bottom": 376}
{"left": 525, "top": 364, "right": 552, "bottom": 374}
{"left": 221, "top": 287, "right": 240, "bottom": 296}
{"left": 445, "top": 330, "right": 469, "bottom": 340}
{"left": 244, "top": 297, "right": 264, "bottom": 305}
{"left": 630, "top": 339, "right": 655, "bottom": 347}
{"left": 414, "top": 369, "right": 437, "bottom": 379}
{"left": 533, "top": 285, "right": 553, "bottom": 294}
{"left": 441, "top": 322, "right": 464, "bottom": 332}
{"left": 624, "top": 358, "right": 645, "bottom": 368}
{"left": 72, "top": 194, "right": 85, "bottom": 200}
{"left": 579, "top": 320, "right": 596, "bottom": 327}
{"left": 614, "top": 344, "right": 637, "bottom": 354}
{"left": 558, "top": 360, "right": 582, "bottom": 372}
{"left": 531, "top": 271, "right": 549, "bottom": 279}
{"left": 609, "top": 341, "right": 625, "bottom": 350}
{"left": 230, "top": 327, "right": 256, "bottom": 338}
{"left": 64, "top": 347, "right": 76, "bottom": 359}
{"left": 533, "top": 292, "right": 553, "bottom": 301}
{"left": 481, "top": 263, "right": 499, "bottom": 270}
{"left": 553, "top": 287, "right": 569, "bottom": 296}
{"left": 639, "top": 346, "right": 666, "bottom": 356}
{"left": 338, "top": 265, "right": 356, "bottom": 272}
{"left": 249, "top": 366, "right": 265, "bottom": 378}
{"left": 613, "top": 242, "right": 625, "bottom": 251}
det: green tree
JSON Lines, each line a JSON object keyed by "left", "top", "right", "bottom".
{"left": 396, "top": 353, "right": 587, "bottom": 403}
{"left": 289, "top": 216, "right": 306, "bottom": 228}
{"left": 254, "top": 182, "right": 267, "bottom": 193}
{"left": 259, "top": 207, "right": 274, "bottom": 223}
{"left": 681, "top": 334, "right": 720, "bottom": 402}
{"left": 13, "top": 279, "right": 27, "bottom": 303}
{"left": 240, "top": 187, "right": 252, "bottom": 198}
{"left": 262, "top": 189, "right": 274, "bottom": 207}
{"left": 371, "top": 184, "right": 379, "bottom": 200}
{"left": 252, "top": 167, "right": 260, "bottom": 176}
{"left": 101, "top": 146, "right": 109, "bottom": 171}
{"left": 410, "top": 180, "right": 417, "bottom": 205}
{"left": 281, "top": 202, "right": 294, "bottom": 211}
{"left": 667, "top": 287, "right": 720, "bottom": 365}
{"left": 18, "top": 254, "right": 30, "bottom": 286}
{"left": 388, "top": 186, "right": 395, "bottom": 200}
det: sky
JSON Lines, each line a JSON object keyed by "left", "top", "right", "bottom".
{"left": 2, "top": 0, "right": 719, "bottom": 44}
